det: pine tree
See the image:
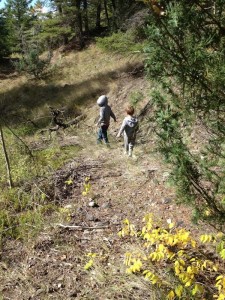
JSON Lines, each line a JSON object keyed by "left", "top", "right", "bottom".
{"left": 0, "top": 9, "right": 10, "bottom": 58}
{"left": 4, "top": 0, "right": 33, "bottom": 53}
{"left": 144, "top": 0, "right": 225, "bottom": 227}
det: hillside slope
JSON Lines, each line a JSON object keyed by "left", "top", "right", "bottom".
{"left": 0, "top": 46, "right": 214, "bottom": 300}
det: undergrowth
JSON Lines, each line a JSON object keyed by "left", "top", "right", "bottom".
{"left": 117, "top": 214, "right": 225, "bottom": 300}
{"left": 0, "top": 125, "right": 81, "bottom": 243}
{"left": 96, "top": 30, "right": 146, "bottom": 53}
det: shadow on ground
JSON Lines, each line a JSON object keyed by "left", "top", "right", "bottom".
{"left": 0, "top": 62, "right": 140, "bottom": 128}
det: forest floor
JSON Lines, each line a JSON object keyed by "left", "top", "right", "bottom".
{"left": 0, "top": 48, "right": 215, "bottom": 300}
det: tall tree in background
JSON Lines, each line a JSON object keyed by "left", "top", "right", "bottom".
{"left": 31, "top": 1, "right": 72, "bottom": 48}
{"left": 0, "top": 9, "right": 10, "bottom": 58}
{"left": 144, "top": 0, "right": 225, "bottom": 227}
{"left": 4, "top": 0, "right": 33, "bottom": 53}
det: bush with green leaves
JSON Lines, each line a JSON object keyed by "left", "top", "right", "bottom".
{"left": 143, "top": 0, "right": 225, "bottom": 227}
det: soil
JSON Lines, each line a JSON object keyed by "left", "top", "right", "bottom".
{"left": 0, "top": 66, "right": 215, "bottom": 300}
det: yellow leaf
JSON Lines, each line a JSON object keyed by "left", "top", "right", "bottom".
{"left": 220, "top": 249, "right": 225, "bottom": 260}
{"left": 179, "top": 259, "right": 185, "bottom": 266}
{"left": 169, "top": 222, "right": 175, "bottom": 229}
{"left": 213, "top": 265, "right": 218, "bottom": 272}
{"left": 192, "top": 283, "right": 204, "bottom": 295}
{"left": 216, "top": 275, "right": 224, "bottom": 281}
{"left": 168, "top": 237, "right": 174, "bottom": 245}
{"left": 200, "top": 234, "right": 212, "bottom": 243}
{"left": 177, "top": 250, "right": 184, "bottom": 257}
{"left": 185, "top": 280, "right": 192, "bottom": 287}
{"left": 143, "top": 270, "right": 150, "bottom": 275}
{"left": 65, "top": 179, "right": 73, "bottom": 185}
{"left": 150, "top": 252, "right": 157, "bottom": 261}
{"left": 167, "top": 290, "right": 175, "bottom": 300}
{"left": 124, "top": 219, "right": 130, "bottom": 225}
{"left": 125, "top": 253, "right": 132, "bottom": 266}
{"left": 175, "top": 285, "right": 183, "bottom": 298}
{"left": 118, "top": 231, "right": 123, "bottom": 237}
{"left": 191, "top": 239, "right": 197, "bottom": 248}
{"left": 217, "top": 293, "right": 225, "bottom": 300}
{"left": 216, "top": 232, "right": 224, "bottom": 239}
{"left": 84, "top": 259, "right": 93, "bottom": 270}
{"left": 158, "top": 243, "right": 165, "bottom": 251}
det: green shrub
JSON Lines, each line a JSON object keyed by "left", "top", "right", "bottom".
{"left": 13, "top": 48, "right": 52, "bottom": 79}
{"left": 96, "top": 30, "right": 144, "bottom": 53}
{"left": 129, "top": 91, "right": 143, "bottom": 107}
{"left": 144, "top": 0, "right": 225, "bottom": 227}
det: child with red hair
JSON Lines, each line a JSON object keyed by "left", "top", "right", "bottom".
{"left": 117, "top": 106, "right": 139, "bottom": 157}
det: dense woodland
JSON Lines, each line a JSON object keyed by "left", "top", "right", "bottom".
{"left": 0, "top": 0, "right": 225, "bottom": 299}
{"left": 0, "top": 0, "right": 141, "bottom": 57}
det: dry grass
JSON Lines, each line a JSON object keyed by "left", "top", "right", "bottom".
{"left": 0, "top": 46, "right": 142, "bottom": 129}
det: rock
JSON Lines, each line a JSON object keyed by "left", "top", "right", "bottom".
{"left": 64, "top": 204, "right": 73, "bottom": 209}
{"left": 88, "top": 201, "right": 99, "bottom": 208}
{"left": 102, "top": 202, "right": 111, "bottom": 209}
{"left": 86, "top": 214, "right": 99, "bottom": 222}
{"left": 86, "top": 214, "right": 95, "bottom": 221}
{"left": 177, "top": 220, "right": 184, "bottom": 227}
{"left": 35, "top": 288, "right": 45, "bottom": 296}
{"left": 111, "top": 215, "right": 120, "bottom": 224}
{"left": 162, "top": 172, "right": 170, "bottom": 180}
{"left": 70, "top": 291, "right": 78, "bottom": 297}
{"left": 163, "top": 198, "right": 172, "bottom": 204}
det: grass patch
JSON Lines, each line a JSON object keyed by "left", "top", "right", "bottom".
{"left": 0, "top": 133, "right": 81, "bottom": 243}
{"left": 96, "top": 30, "right": 146, "bottom": 53}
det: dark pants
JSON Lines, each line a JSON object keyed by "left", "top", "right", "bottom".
{"left": 97, "top": 125, "right": 109, "bottom": 143}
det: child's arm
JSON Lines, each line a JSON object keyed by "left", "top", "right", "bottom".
{"left": 97, "top": 107, "right": 104, "bottom": 125}
{"left": 110, "top": 109, "right": 116, "bottom": 122}
{"left": 116, "top": 119, "right": 126, "bottom": 137}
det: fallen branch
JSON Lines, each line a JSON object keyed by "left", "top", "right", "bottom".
{"left": 55, "top": 223, "right": 112, "bottom": 230}
{"left": 39, "top": 112, "right": 86, "bottom": 135}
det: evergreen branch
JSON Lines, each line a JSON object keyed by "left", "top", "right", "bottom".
{"left": 195, "top": 1, "right": 225, "bottom": 36}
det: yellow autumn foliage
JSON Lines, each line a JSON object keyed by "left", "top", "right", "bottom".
{"left": 119, "top": 214, "right": 225, "bottom": 299}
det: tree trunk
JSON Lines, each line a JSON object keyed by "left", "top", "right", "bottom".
{"left": 55, "top": 0, "right": 68, "bottom": 45}
{"left": 96, "top": 0, "right": 101, "bottom": 30}
{"left": 0, "top": 126, "right": 13, "bottom": 189}
{"left": 75, "top": 0, "right": 83, "bottom": 34}
{"left": 103, "top": 0, "right": 109, "bottom": 27}
{"left": 111, "top": 0, "right": 116, "bottom": 10}
{"left": 72, "top": 0, "right": 84, "bottom": 48}
{"left": 83, "top": 0, "right": 89, "bottom": 33}
{"left": 110, "top": 0, "right": 117, "bottom": 30}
